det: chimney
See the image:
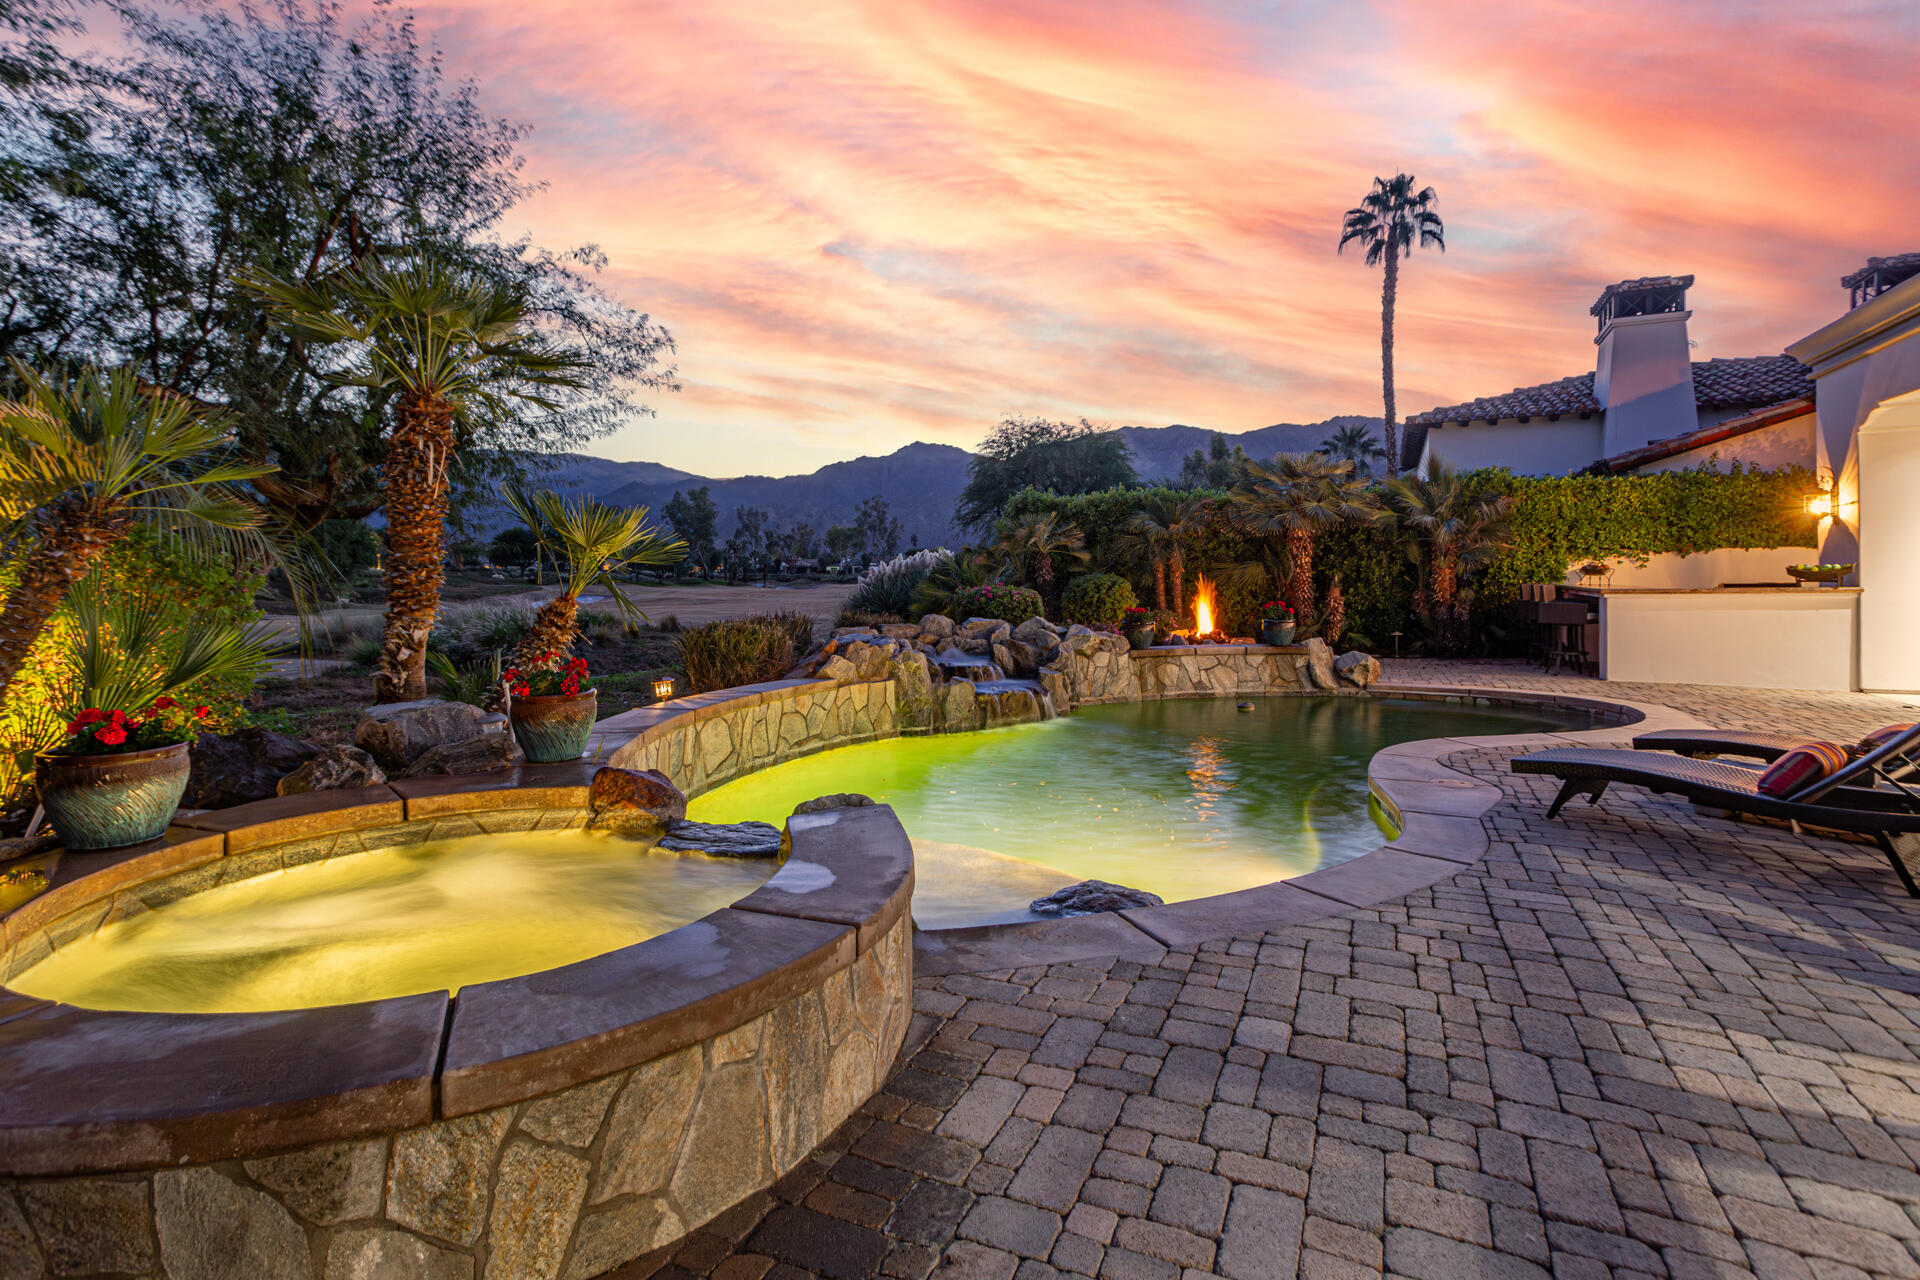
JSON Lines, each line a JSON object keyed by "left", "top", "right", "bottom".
{"left": 1591, "top": 275, "right": 1696, "bottom": 457}
{"left": 1842, "top": 253, "right": 1920, "bottom": 309}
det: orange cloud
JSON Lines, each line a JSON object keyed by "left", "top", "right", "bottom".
{"left": 371, "top": 0, "right": 1912, "bottom": 475}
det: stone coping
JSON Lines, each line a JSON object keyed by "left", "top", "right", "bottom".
{"left": 913, "top": 684, "right": 1714, "bottom": 975}
{"left": 0, "top": 769, "right": 914, "bottom": 1178}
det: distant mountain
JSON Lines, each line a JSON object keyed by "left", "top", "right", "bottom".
{"left": 454, "top": 417, "right": 1386, "bottom": 548}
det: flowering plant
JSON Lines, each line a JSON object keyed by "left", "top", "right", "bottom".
{"left": 1121, "top": 606, "right": 1152, "bottom": 627}
{"left": 504, "top": 652, "right": 592, "bottom": 698}
{"left": 1259, "top": 600, "right": 1295, "bottom": 622}
{"left": 56, "top": 697, "right": 210, "bottom": 756}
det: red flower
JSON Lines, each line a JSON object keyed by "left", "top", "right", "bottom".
{"left": 561, "top": 676, "right": 580, "bottom": 696}
{"left": 95, "top": 726, "right": 127, "bottom": 746}
{"left": 194, "top": 706, "right": 211, "bottom": 718}
{"left": 108, "top": 709, "right": 127, "bottom": 725}
{"left": 65, "top": 720, "right": 85, "bottom": 736}
{"left": 503, "top": 668, "right": 520, "bottom": 680}
{"left": 75, "top": 708, "right": 106, "bottom": 725}
{"left": 152, "top": 696, "right": 177, "bottom": 710}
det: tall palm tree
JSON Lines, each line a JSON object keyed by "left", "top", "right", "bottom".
{"left": 1228, "top": 453, "right": 1381, "bottom": 624}
{"left": 245, "top": 255, "right": 592, "bottom": 701}
{"left": 1339, "top": 174, "right": 1445, "bottom": 475}
{"left": 1116, "top": 494, "right": 1182, "bottom": 611}
{"left": 995, "top": 510, "right": 1089, "bottom": 608}
{"left": 1320, "top": 422, "right": 1388, "bottom": 477}
{"left": 503, "top": 487, "right": 687, "bottom": 665}
{"left": 1387, "top": 461, "right": 1514, "bottom": 651}
{"left": 0, "top": 363, "right": 275, "bottom": 710}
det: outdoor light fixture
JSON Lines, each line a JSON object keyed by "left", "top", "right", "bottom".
{"left": 1805, "top": 472, "right": 1849, "bottom": 519}
{"left": 652, "top": 676, "right": 676, "bottom": 701}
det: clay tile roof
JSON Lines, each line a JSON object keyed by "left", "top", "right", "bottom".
{"left": 1404, "top": 372, "right": 1599, "bottom": 428}
{"left": 1842, "top": 252, "right": 1920, "bottom": 291}
{"left": 1688, "top": 355, "right": 1813, "bottom": 409}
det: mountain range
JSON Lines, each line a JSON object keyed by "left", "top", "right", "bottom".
{"left": 488, "top": 416, "right": 1385, "bottom": 547}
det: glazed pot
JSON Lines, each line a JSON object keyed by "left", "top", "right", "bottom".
{"left": 1127, "top": 626, "right": 1156, "bottom": 651}
{"left": 35, "top": 741, "right": 190, "bottom": 851}
{"left": 510, "top": 688, "right": 598, "bottom": 762}
{"left": 1259, "top": 620, "right": 1297, "bottom": 646}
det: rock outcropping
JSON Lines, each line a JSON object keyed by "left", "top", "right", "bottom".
{"left": 185, "top": 728, "right": 321, "bottom": 809}
{"left": 355, "top": 699, "right": 512, "bottom": 775}
{"left": 587, "top": 767, "right": 688, "bottom": 838}
{"left": 276, "top": 746, "right": 386, "bottom": 796}
{"left": 1030, "top": 880, "right": 1164, "bottom": 917}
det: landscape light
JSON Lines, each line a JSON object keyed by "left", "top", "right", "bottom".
{"left": 653, "top": 676, "right": 676, "bottom": 701}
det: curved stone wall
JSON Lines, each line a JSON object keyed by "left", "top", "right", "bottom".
{"left": 0, "top": 774, "right": 914, "bottom": 1279}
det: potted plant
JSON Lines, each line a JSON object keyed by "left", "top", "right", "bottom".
{"left": 36, "top": 699, "right": 210, "bottom": 850}
{"left": 1122, "top": 606, "right": 1156, "bottom": 650}
{"left": 505, "top": 652, "right": 597, "bottom": 762}
{"left": 1258, "top": 600, "right": 1297, "bottom": 646}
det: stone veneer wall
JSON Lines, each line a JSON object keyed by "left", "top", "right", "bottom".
{"left": 0, "top": 918, "right": 910, "bottom": 1280}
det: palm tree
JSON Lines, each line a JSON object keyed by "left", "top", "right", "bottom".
{"left": 245, "top": 255, "right": 592, "bottom": 701}
{"left": 503, "top": 487, "right": 687, "bottom": 665}
{"left": 1387, "top": 461, "right": 1514, "bottom": 651}
{"left": 1116, "top": 495, "right": 1182, "bottom": 611}
{"left": 995, "top": 510, "right": 1089, "bottom": 609}
{"left": 0, "top": 363, "right": 275, "bottom": 710}
{"left": 1320, "top": 422, "right": 1387, "bottom": 477}
{"left": 1227, "top": 453, "right": 1381, "bottom": 623}
{"left": 1339, "top": 174, "right": 1445, "bottom": 474}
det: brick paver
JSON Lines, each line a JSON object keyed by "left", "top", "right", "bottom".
{"left": 610, "top": 665, "right": 1920, "bottom": 1280}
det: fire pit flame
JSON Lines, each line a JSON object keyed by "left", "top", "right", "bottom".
{"left": 1192, "top": 575, "right": 1218, "bottom": 641}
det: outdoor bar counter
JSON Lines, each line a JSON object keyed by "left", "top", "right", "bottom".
{"left": 1567, "top": 584, "right": 1861, "bottom": 691}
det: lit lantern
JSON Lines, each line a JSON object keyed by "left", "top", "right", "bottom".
{"left": 652, "top": 677, "right": 676, "bottom": 701}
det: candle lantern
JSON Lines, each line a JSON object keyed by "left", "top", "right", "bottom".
{"left": 653, "top": 676, "right": 676, "bottom": 701}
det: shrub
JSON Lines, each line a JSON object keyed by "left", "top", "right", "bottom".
{"left": 950, "top": 584, "right": 1043, "bottom": 625}
{"left": 678, "top": 619, "right": 796, "bottom": 693}
{"left": 1061, "top": 573, "right": 1138, "bottom": 627}
{"left": 760, "top": 609, "right": 817, "bottom": 655}
{"left": 843, "top": 548, "right": 949, "bottom": 617}
{"left": 431, "top": 601, "right": 534, "bottom": 661}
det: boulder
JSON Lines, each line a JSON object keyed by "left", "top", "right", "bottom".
{"left": 355, "top": 699, "right": 492, "bottom": 772}
{"left": 938, "top": 679, "right": 981, "bottom": 733}
{"left": 1038, "top": 668, "right": 1070, "bottom": 715}
{"left": 656, "top": 819, "right": 783, "bottom": 858}
{"left": 1334, "top": 651, "right": 1382, "bottom": 689}
{"left": 816, "top": 654, "right": 857, "bottom": 682}
{"left": 792, "top": 792, "right": 875, "bottom": 816}
{"left": 276, "top": 746, "right": 386, "bottom": 796}
{"left": 184, "top": 728, "right": 323, "bottom": 809}
{"left": 1012, "top": 617, "right": 1059, "bottom": 656}
{"left": 1029, "top": 880, "right": 1164, "bottom": 917}
{"left": 879, "top": 623, "right": 920, "bottom": 640}
{"left": 395, "top": 733, "right": 514, "bottom": 778}
{"left": 960, "top": 616, "right": 1001, "bottom": 636}
{"left": 918, "top": 614, "right": 956, "bottom": 640}
{"left": 1302, "top": 638, "right": 1341, "bottom": 691}
{"left": 587, "top": 767, "right": 687, "bottom": 838}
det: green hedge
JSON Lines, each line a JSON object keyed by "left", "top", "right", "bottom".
{"left": 1060, "top": 573, "right": 1137, "bottom": 627}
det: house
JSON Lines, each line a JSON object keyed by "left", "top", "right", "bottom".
{"left": 1403, "top": 274, "right": 1818, "bottom": 476}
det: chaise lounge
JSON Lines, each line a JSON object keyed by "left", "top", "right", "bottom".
{"left": 1512, "top": 726, "right": 1920, "bottom": 895}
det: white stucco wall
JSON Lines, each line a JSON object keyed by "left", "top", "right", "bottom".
{"left": 1636, "top": 411, "right": 1817, "bottom": 475}
{"left": 1574, "top": 546, "right": 1808, "bottom": 590}
{"left": 1856, "top": 390, "right": 1920, "bottom": 692}
{"left": 1597, "top": 591, "right": 1858, "bottom": 691}
{"left": 1419, "top": 417, "right": 1604, "bottom": 476}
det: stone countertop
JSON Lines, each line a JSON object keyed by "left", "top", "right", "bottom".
{"left": 0, "top": 775, "right": 914, "bottom": 1177}
{"left": 1563, "top": 585, "right": 1862, "bottom": 595}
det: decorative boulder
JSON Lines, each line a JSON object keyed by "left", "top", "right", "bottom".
{"left": 792, "top": 792, "right": 874, "bottom": 816}
{"left": 397, "top": 734, "right": 514, "bottom": 778}
{"left": 656, "top": 819, "right": 783, "bottom": 858}
{"left": 816, "top": 654, "right": 857, "bottom": 682}
{"left": 1030, "top": 880, "right": 1164, "bottom": 917}
{"left": 587, "top": 766, "right": 688, "bottom": 838}
{"left": 277, "top": 746, "right": 387, "bottom": 796}
{"left": 354, "top": 699, "right": 493, "bottom": 772}
{"left": 1302, "top": 638, "right": 1341, "bottom": 691}
{"left": 919, "top": 614, "right": 956, "bottom": 640}
{"left": 185, "top": 728, "right": 322, "bottom": 809}
{"left": 1334, "top": 651, "right": 1382, "bottom": 689}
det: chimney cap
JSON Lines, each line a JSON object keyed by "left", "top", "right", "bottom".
{"left": 1589, "top": 275, "right": 1694, "bottom": 318}
{"left": 1842, "top": 253, "right": 1920, "bottom": 307}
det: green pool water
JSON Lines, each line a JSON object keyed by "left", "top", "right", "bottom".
{"left": 691, "top": 696, "right": 1590, "bottom": 927}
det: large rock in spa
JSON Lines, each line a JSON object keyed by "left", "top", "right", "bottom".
{"left": 1303, "top": 638, "right": 1341, "bottom": 691}
{"left": 656, "top": 819, "right": 783, "bottom": 858}
{"left": 276, "top": 745, "right": 386, "bottom": 796}
{"left": 355, "top": 698, "right": 496, "bottom": 772}
{"left": 587, "top": 767, "right": 688, "bottom": 838}
{"left": 1030, "top": 880, "right": 1164, "bottom": 917}
{"left": 185, "top": 728, "right": 322, "bottom": 809}
{"left": 1334, "top": 651, "right": 1382, "bottom": 689}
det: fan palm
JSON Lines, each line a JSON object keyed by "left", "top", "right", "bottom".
{"left": 61, "top": 577, "right": 282, "bottom": 717}
{"left": 502, "top": 487, "right": 687, "bottom": 665}
{"left": 1387, "top": 461, "right": 1514, "bottom": 652}
{"left": 1339, "top": 175, "right": 1445, "bottom": 475}
{"left": 1320, "top": 422, "right": 1388, "bottom": 477}
{"left": 0, "top": 363, "right": 276, "bottom": 711}
{"left": 1228, "top": 453, "right": 1382, "bottom": 623}
{"left": 244, "top": 255, "right": 593, "bottom": 701}
{"left": 995, "top": 510, "right": 1089, "bottom": 607}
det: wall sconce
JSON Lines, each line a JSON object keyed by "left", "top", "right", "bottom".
{"left": 652, "top": 676, "right": 676, "bottom": 701}
{"left": 1805, "top": 487, "right": 1834, "bottom": 519}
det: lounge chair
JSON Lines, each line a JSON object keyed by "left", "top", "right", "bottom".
{"left": 1633, "top": 727, "right": 1919, "bottom": 773}
{"left": 1512, "top": 726, "right": 1920, "bottom": 895}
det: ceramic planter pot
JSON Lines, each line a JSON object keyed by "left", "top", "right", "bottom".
{"left": 1127, "top": 626, "right": 1156, "bottom": 651}
{"left": 1259, "top": 620, "right": 1297, "bottom": 646}
{"left": 35, "top": 741, "right": 190, "bottom": 851}
{"left": 510, "top": 688, "right": 598, "bottom": 762}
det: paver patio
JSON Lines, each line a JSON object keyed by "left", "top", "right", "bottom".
{"left": 608, "top": 662, "right": 1920, "bottom": 1280}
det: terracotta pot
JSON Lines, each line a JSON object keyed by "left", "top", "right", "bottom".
{"left": 509, "top": 688, "right": 598, "bottom": 762}
{"left": 35, "top": 741, "right": 190, "bottom": 851}
{"left": 1259, "top": 620, "right": 1297, "bottom": 646}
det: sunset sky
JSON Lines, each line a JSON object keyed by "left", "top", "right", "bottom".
{"left": 399, "top": 0, "right": 1915, "bottom": 477}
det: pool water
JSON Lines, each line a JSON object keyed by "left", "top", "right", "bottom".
{"left": 692, "top": 696, "right": 1589, "bottom": 927}
{"left": 12, "top": 831, "right": 776, "bottom": 1014}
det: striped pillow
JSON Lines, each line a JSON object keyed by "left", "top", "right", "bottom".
{"left": 1756, "top": 741, "right": 1851, "bottom": 798}
{"left": 1855, "top": 723, "right": 1917, "bottom": 756}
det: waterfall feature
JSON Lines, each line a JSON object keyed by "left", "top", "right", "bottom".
{"left": 972, "top": 679, "right": 1050, "bottom": 726}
